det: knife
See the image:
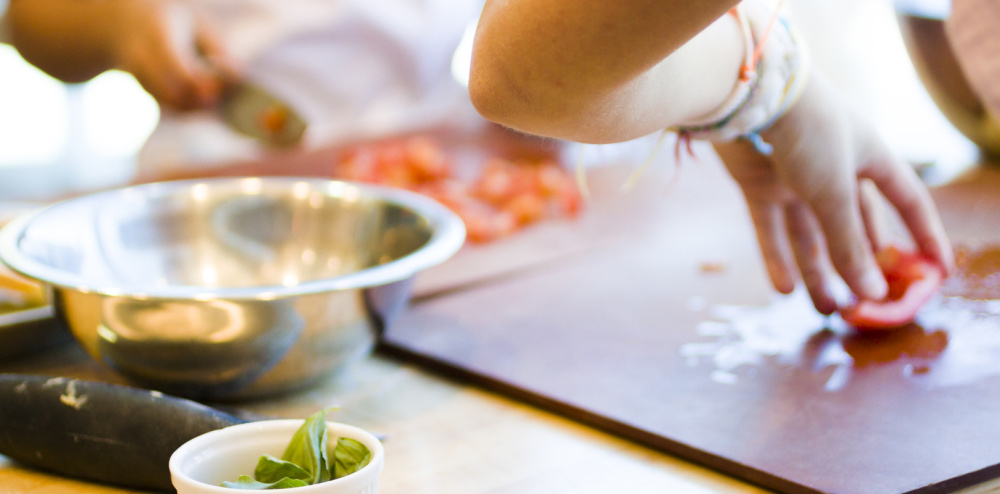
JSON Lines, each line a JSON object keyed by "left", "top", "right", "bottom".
{"left": 0, "top": 374, "right": 246, "bottom": 492}
{"left": 217, "top": 81, "right": 307, "bottom": 148}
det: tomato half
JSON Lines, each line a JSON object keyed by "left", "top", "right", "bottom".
{"left": 839, "top": 246, "right": 944, "bottom": 330}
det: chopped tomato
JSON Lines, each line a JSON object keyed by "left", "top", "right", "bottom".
{"left": 540, "top": 167, "right": 583, "bottom": 216}
{"left": 404, "top": 136, "right": 451, "bottom": 181}
{"left": 839, "top": 246, "right": 945, "bottom": 330}
{"left": 503, "top": 192, "right": 546, "bottom": 225}
{"left": 472, "top": 158, "right": 522, "bottom": 204}
{"left": 414, "top": 179, "right": 472, "bottom": 211}
{"left": 337, "top": 148, "right": 379, "bottom": 182}
{"left": 257, "top": 105, "right": 289, "bottom": 135}
{"left": 332, "top": 136, "right": 583, "bottom": 243}
{"left": 454, "top": 199, "right": 518, "bottom": 243}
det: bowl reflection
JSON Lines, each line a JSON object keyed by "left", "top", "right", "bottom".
{"left": 0, "top": 178, "right": 465, "bottom": 399}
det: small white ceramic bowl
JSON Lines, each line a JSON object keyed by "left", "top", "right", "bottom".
{"left": 169, "top": 420, "right": 384, "bottom": 494}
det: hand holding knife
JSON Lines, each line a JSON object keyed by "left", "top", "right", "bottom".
{"left": 216, "top": 78, "right": 308, "bottom": 148}
{"left": 194, "top": 48, "right": 308, "bottom": 148}
{"left": 116, "top": 0, "right": 308, "bottom": 148}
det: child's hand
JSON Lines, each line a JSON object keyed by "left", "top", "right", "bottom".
{"left": 108, "top": 0, "right": 236, "bottom": 111}
{"left": 713, "top": 67, "right": 953, "bottom": 314}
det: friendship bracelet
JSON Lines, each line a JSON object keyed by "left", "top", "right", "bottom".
{"left": 618, "top": 0, "right": 809, "bottom": 192}
{"left": 673, "top": 0, "right": 809, "bottom": 155}
{"left": 678, "top": 3, "right": 758, "bottom": 130}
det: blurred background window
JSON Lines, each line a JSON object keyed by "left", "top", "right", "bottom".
{"left": 0, "top": 0, "right": 159, "bottom": 200}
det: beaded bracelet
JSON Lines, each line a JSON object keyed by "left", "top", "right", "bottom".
{"left": 674, "top": 0, "right": 809, "bottom": 155}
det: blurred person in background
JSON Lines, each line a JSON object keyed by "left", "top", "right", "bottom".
{"left": 2, "top": 0, "right": 485, "bottom": 179}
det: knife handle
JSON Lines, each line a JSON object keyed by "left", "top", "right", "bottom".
{"left": 0, "top": 374, "right": 245, "bottom": 492}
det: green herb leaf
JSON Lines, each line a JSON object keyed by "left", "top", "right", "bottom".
{"left": 281, "top": 409, "right": 329, "bottom": 485}
{"left": 267, "top": 478, "right": 310, "bottom": 489}
{"left": 253, "top": 455, "right": 312, "bottom": 484}
{"left": 331, "top": 437, "right": 372, "bottom": 479}
{"left": 220, "top": 407, "right": 347, "bottom": 489}
{"left": 221, "top": 475, "right": 265, "bottom": 489}
{"left": 220, "top": 475, "right": 309, "bottom": 489}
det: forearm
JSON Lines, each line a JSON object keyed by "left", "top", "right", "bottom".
{"left": 469, "top": 0, "right": 745, "bottom": 143}
{"left": 7, "top": 0, "right": 120, "bottom": 82}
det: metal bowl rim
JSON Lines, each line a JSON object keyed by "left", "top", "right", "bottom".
{"left": 0, "top": 177, "right": 465, "bottom": 300}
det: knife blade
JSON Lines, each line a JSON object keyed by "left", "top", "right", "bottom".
{"left": 0, "top": 374, "right": 246, "bottom": 492}
{"left": 217, "top": 82, "right": 307, "bottom": 148}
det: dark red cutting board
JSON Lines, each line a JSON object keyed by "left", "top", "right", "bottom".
{"left": 383, "top": 156, "right": 1000, "bottom": 494}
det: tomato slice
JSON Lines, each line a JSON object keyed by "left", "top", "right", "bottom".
{"left": 839, "top": 246, "right": 944, "bottom": 330}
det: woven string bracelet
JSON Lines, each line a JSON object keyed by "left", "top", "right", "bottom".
{"left": 673, "top": 0, "right": 809, "bottom": 156}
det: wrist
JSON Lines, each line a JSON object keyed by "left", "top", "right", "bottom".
{"left": 674, "top": 0, "right": 809, "bottom": 154}
{"left": 759, "top": 65, "right": 835, "bottom": 158}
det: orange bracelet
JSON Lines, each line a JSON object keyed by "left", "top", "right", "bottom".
{"left": 673, "top": 0, "right": 808, "bottom": 155}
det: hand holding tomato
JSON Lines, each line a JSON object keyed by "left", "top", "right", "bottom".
{"left": 839, "top": 246, "right": 944, "bottom": 330}
{"left": 713, "top": 68, "right": 952, "bottom": 315}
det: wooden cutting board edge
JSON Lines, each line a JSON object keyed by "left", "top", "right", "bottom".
{"left": 376, "top": 338, "right": 1000, "bottom": 494}
{"left": 375, "top": 341, "right": 821, "bottom": 494}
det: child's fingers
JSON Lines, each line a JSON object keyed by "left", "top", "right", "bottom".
{"left": 800, "top": 177, "right": 887, "bottom": 302}
{"left": 862, "top": 159, "right": 954, "bottom": 274}
{"left": 784, "top": 202, "right": 839, "bottom": 315}
{"left": 157, "top": 40, "right": 217, "bottom": 110}
{"left": 195, "top": 22, "right": 241, "bottom": 81}
{"left": 132, "top": 3, "right": 219, "bottom": 111}
{"left": 128, "top": 52, "right": 185, "bottom": 110}
{"left": 858, "top": 178, "right": 888, "bottom": 252}
{"left": 122, "top": 33, "right": 205, "bottom": 110}
{"left": 746, "top": 200, "right": 797, "bottom": 294}
{"left": 712, "top": 139, "right": 799, "bottom": 294}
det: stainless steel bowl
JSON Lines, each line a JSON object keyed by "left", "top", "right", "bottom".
{"left": 0, "top": 178, "right": 465, "bottom": 399}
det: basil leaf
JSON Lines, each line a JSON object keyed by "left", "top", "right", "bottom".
{"left": 317, "top": 406, "right": 339, "bottom": 483}
{"left": 331, "top": 437, "right": 372, "bottom": 479}
{"left": 220, "top": 475, "right": 309, "bottom": 489}
{"left": 318, "top": 418, "right": 331, "bottom": 483}
{"left": 254, "top": 455, "right": 312, "bottom": 484}
{"left": 262, "top": 478, "right": 310, "bottom": 490}
{"left": 222, "top": 475, "right": 265, "bottom": 489}
{"left": 221, "top": 407, "right": 345, "bottom": 489}
{"left": 281, "top": 409, "right": 328, "bottom": 484}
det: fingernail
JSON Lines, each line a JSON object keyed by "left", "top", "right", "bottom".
{"left": 861, "top": 269, "right": 888, "bottom": 300}
{"left": 816, "top": 296, "right": 837, "bottom": 316}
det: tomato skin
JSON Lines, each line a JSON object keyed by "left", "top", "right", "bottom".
{"left": 839, "top": 246, "right": 945, "bottom": 330}
{"left": 405, "top": 137, "right": 451, "bottom": 181}
{"left": 504, "top": 192, "right": 546, "bottom": 225}
{"left": 257, "top": 105, "right": 289, "bottom": 135}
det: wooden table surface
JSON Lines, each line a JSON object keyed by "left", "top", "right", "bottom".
{"left": 0, "top": 343, "right": 770, "bottom": 494}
